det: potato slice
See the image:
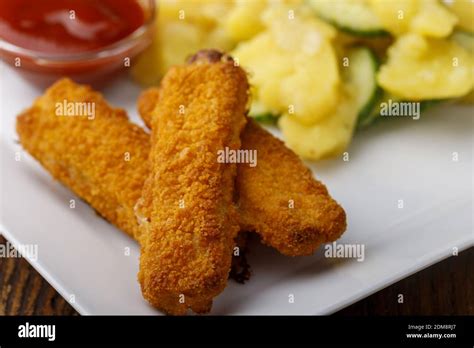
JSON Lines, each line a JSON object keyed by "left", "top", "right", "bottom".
{"left": 233, "top": 5, "right": 340, "bottom": 125}
{"left": 279, "top": 91, "right": 358, "bottom": 160}
{"left": 225, "top": 0, "right": 267, "bottom": 41}
{"left": 445, "top": 0, "right": 474, "bottom": 33}
{"left": 368, "top": 0, "right": 457, "bottom": 38}
{"left": 377, "top": 34, "right": 473, "bottom": 99}
{"left": 131, "top": 0, "right": 234, "bottom": 85}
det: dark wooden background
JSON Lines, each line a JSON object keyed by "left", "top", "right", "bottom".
{"left": 0, "top": 235, "right": 472, "bottom": 315}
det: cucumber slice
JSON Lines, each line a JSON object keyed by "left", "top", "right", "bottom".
{"left": 360, "top": 94, "right": 446, "bottom": 129}
{"left": 251, "top": 113, "right": 279, "bottom": 125}
{"left": 249, "top": 100, "right": 279, "bottom": 124}
{"left": 419, "top": 99, "right": 446, "bottom": 112}
{"left": 306, "top": 0, "right": 388, "bottom": 37}
{"left": 451, "top": 31, "right": 474, "bottom": 52}
{"left": 358, "top": 93, "right": 398, "bottom": 129}
{"left": 342, "top": 47, "right": 382, "bottom": 129}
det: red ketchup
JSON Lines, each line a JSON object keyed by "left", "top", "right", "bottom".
{"left": 0, "top": 0, "right": 152, "bottom": 87}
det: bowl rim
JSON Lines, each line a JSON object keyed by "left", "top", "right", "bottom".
{"left": 0, "top": 0, "right": 156, "bottom": 64}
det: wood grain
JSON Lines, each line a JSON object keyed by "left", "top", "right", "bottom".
{"left": 0, "top": 235, "right": 77, "bottom": 315}
{"left": 0, "top": 235, "right": 472, "bottom": 315}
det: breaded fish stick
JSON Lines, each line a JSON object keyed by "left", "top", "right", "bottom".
{"left": 17, "top": 78, "right": 150, "bottom": 240}
{"left": 15, "top": 78, "right": 249, "bottom": 282}
{"left": 138, "top": 90, "right": 346, "bottom": 256}
{"left": 17, "top": 75, "right": 346, "bottom": 259}
{"left": 136, "top": 51, "right": 248, "bottom": 314}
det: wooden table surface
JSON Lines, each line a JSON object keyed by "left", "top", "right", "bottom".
{"left": 0, "top": 235, "right": 472, "bottom": 315}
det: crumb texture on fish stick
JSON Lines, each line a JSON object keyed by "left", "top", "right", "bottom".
{"left": 16, "top": 78, "right": 250, "bottom": 283}
{"left": 16, "top": 78, "right": 150, "bottom": 240}
{"left": 138, "top": 90, "right": 347, "bottom": 256}
{"left": 137, "top": 51, "right": 249, "bottom": 315}
{"left": 237, "top": 121, "right": 346, "bottom": 256}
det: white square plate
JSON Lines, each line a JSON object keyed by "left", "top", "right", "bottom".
{"left": 1, "top": 62, "right": 472, "bottom": 315}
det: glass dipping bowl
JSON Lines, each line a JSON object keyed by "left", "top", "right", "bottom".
{"left": 0, "top": 0, "right": 156, "bottom": 88}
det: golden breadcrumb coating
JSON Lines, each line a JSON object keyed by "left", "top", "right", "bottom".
{"left": 136, "top": 51, "right": 249, "bottom": 315}
{"left": 237, "top": 121, "right": 346, "bottom": 256}
{"left": 138, "top": 91, "right": 346, "bottom": 256}
{"left": 16, "top": 78, "right": 150, "bottom": 240}
{"left": 16, "top": 54, "right": 347, "bottom": 315}
{"left": 16, "top": 77, "right": 251, "bottom": 314}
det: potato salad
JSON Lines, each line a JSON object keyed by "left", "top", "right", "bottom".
{"left": 132, "top": 0, "right": 474, "bottom": 160}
